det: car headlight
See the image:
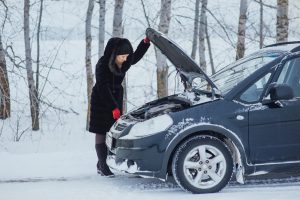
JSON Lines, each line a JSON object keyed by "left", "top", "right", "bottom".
{"left": 121, "top": 114, "right": 173, "bottom": 139}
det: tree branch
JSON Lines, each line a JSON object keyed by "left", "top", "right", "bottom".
{"left": 0, "top": 0, "right": 8, "bottom": 31}
{"left": 253, "top": 0, "right": 276, "bottom": 9}
{"left": 140, "top": 0, "right": 151, "bottom": 28}
{"left": 205, "top": 8, "right": 236, "bottom": 48}
{"left": 39, "top": 99, "right": 79, "bottom": 115}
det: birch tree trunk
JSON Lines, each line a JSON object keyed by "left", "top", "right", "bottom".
{"left": 205, "top": 16, "right": 215, "bottom": 75}
{"left": 156, "top": 0, "right": 171, "bottom": 98}
{"left": 24, "top": 0, "right": 39, "bottom": 130}
{"left": 259, "top": 0, "right": 264, "bottom": 48}
{"left": 85, "top": 0, "right": 95, "bottom": 130}
{"left": 276, "top": 0, "right": 289, "bottom": 42}
{"left": 98, "top": 0, "right": 106, "bottom": 58}
{"left": 236, "top": 0, "right": 248, "bottom": 60}
{"left": 112, "top": 0, "right": 124, "bottom": 37}
{"left": 199, "top": 0, "right": 207, "bottom": 73}
{"left": 112, "top": 0, "right": 127, "bottom": 113}
{"left": 191, "top": 0, "right": 200, "bottom": 60}
{"left": 36, "top": 0, "right": 43, "bottom": 98}
{"left": 0, "top": 34, "right": 10, "bottom": 119}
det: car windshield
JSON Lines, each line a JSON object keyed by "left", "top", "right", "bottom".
{"left": 201, "top": 53, "right": 281, "bottom": 95}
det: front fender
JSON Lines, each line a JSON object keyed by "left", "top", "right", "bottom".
{"left": 160, "top": 123, "right": 248, "bottom": 178}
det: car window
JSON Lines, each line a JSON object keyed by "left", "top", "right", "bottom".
{"left": 277, "top": 57, "right": 300, "bottom": 97}
{"left": 210, "top": 54, "right": 279, "bottom": 94}
{"left": 240, "top": 73, "right": 271, "bottom": 103}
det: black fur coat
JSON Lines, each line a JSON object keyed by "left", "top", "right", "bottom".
{"left": 89, "top": 38, "right": 150, "bottom": 134}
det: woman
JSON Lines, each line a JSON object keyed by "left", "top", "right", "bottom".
{"left": 89, "top": 36, "right": 150, "bottom": 176}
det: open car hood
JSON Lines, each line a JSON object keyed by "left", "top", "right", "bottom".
{"left": 146, "top": 28, "right": 218, "bottom": 90}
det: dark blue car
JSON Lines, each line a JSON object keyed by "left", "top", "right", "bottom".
{"left": 106, "top": 28, "right": 300, "bottom": 194}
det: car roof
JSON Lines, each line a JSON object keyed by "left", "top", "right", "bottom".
{"left": 262, "top": 41, "right": 300, "bottom": 53}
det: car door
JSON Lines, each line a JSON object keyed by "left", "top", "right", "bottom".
{"left": 248, "top": 55, "right": 300, "bottom": 164}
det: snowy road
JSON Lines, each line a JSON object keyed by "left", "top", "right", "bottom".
{"left": 1, "top": 141, "right": 300, "bottom": 200}
{"left": 1, "top": 174, "right": 300, "bottom": 200}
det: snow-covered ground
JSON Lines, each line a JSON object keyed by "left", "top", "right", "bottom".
{"left": 1, "top": 0, "right": 300, "bottom": 199}
{"left": 1, "top": 176, "right": 300, "bottom": 200}
{"left": 1, "top": 137, "right": 300, "bottom": 200}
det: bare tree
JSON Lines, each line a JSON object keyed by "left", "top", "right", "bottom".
{"left": 0, "top": 0, "right": 8, "bottom": 31}
{"left": 98, "top": 0, "right": 106, "bottom": 58}
{"left": 36, "top": 0, "right": 43, "bottom": 106}
{"left": 140, "top": 0, "right": 152, "bottom": 27}
{"left": 199, "top": 0, "right": 207, "bottom": 73}
{"left": 205, "top": 16, "right": 215, "bottom": 74}
{"left": 205, "top": 8, "right": 235, "bottom": 48}
{"left": 24, "top": 0, "right": 39, "bottom": 130}
{"left": 112, "top": 0, "right": 127, "bottom": 113}
{"left": 276, "top": 0, "right": 289, "bottom": 42}
{"left": 236, "top": 0, "right": 248, "bottom": 60}
{"left": 254, "top": 0, "right": 275, "bottom": 48}
{"left": 254, "top": 0, "right": 276, "bottom": 9}
{"left": 0, "top": 0, "right": 10, "bottom": 119}
{"left": 0, "top": 35, "right": 10, "bottom": 119}
{"left": 85, "top": 0, "right": 95, "bottom": 130}
{"left": 112, "top": 0, "right": 124, "bottom": 37}
{"left": 156, "top": 0, "right": 171, "bottom": 98}
{"left": 259, "top": 0, "right": 264, "bottom": 48}
{"left": 191, "top": 0, "right": 200, "bottom": 60}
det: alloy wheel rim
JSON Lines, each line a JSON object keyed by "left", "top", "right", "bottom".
{"left": 183, "top": 144, "right": 227, "bottom": 189}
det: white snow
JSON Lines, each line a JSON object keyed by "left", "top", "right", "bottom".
{"left": 1, "top": 124, "right": 299, "bottom": 200}
{"left": 1, "top": 0, "right": 300, "bottom": 199}
{"left": 165, "top": 118, "right": 195, "bottom": 139}
{"left": 107, "top": 155, "right": 138, "bottom": 174}
{"left": 248, "top": 171, "right": 269, "bottom": 176}
{"left": 1, "top": 149, "right": 300, "bottom": 200}
{"left": 166, "top": 117, "right": 211, "bottom": 139}
{"left": 1, "top": 136, "right": 300, "bottom": 200}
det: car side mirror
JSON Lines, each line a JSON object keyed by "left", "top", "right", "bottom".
{"left": 262, "top": 83, "right": 294, "bottom": 105}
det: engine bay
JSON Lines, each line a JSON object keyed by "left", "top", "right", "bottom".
{"left": 125, "top": 90, "right": 215, "bottom": 121}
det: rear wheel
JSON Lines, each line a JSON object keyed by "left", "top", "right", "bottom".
{"left": 172, "top": 136, "right": 233, "bottom": 194}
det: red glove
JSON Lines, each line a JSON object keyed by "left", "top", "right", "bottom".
{"left": 112, "top": 108, "right": 121, "bottom": 120}
{"left": 144, "top": 37, "right": 150, "bottom": 43}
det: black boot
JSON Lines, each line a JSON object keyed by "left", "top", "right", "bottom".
{"left": 95, "top": 143, "right": 114, "bottom": 176}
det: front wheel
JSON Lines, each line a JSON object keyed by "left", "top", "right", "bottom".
{"left": 172, "top": 136, "right": 233, "bottom": 194}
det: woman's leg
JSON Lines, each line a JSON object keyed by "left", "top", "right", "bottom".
{"left": 95, "top": 134, "right": 105, "bottom": 144}
{"left": 95, "top": 134, "right": 113, "bottom": 176}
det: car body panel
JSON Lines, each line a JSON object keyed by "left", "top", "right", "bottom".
{"left": 249, "top": 53, "right": 300, "bottom": 164}
{"left": 249, "top": 100, "right": 300, "bottom": 163}
{"left": 146, "top": 28, "right": 218, "bottom": 89}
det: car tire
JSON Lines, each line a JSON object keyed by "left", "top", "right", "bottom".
{"left": 172, "top": 135, "right": 233, "bottom": 194}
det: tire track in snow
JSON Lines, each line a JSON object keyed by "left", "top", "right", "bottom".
{"left": 0, "top": 175, "right": 94, "bottom": 184}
